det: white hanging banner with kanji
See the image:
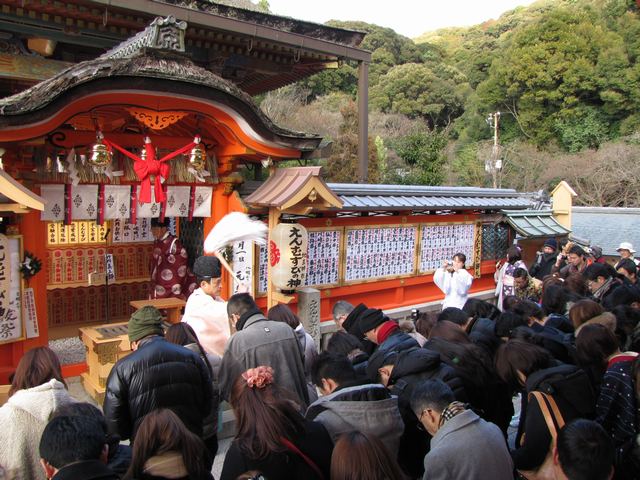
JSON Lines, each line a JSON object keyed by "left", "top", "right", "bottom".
{"left": 70, "top": 185, "right": 98, "bottom": 220}
{"left": 40, "top": 184, "right": 65, "bottom": 221}
{"left": 23, "top": 287, "right": 39, "bottom": 339}
{"left": 232, "top": 240, "right": 254, "bottom": 296}
{"left": 136, "top": 186, "right": 161, "bottom": 218}
{"left": 192, "top": 186, "right": 213, "bottom": 218}
{"left": 104, "top": 185, "right": 132, "bottom": 220}
{"left": 164, "top": 186, "right": 191, "bottom": 218}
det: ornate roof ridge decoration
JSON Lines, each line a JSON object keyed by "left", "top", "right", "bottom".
{"left": 101, "top": 16, "right": 187, "bottom": 60}
{"left": 157, "top": 0, "right": 367, "bottom": 48}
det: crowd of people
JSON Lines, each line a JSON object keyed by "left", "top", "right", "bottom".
{"left": 1, "top": 239, "right": 640, "bottom": 479}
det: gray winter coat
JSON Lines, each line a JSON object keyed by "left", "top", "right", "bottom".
{"left": 423, "top": 409, "right": 513, "bottom": 480}
{"left": 219, "top": 313, "right": 310, "bottom": 407}
{"left": 306, "top": 383, "right": 404, "bottom": 458}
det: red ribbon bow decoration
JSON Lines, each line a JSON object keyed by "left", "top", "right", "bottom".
{"left": 103, "top": 136, "right": 198, "bottom": 204}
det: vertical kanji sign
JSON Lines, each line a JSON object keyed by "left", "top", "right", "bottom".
{"left": 0, "top": 235, "right": 25, "bottom": 344}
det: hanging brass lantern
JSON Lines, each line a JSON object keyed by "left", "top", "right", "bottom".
{"left": 88, "top": 132, "right": 111, "bottom": 171}
{"left": 188, "top": 137, "right": 206, "bottom": 172}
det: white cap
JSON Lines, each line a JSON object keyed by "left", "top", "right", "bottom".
{"left": 616, "top": 242, "right": 636, "bottom": 254}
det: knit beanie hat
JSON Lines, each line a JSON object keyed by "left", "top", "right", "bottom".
{"left": 342, "top": 303, "right": 368, "bottom": 336}
{"left": 128, "top": 306, "right": 164, "bottom": 342}
{"left": 193, "top": 255, "right": 221, "bottom": 279}
{"left": 543, "top": 238, "right": 558, "bottom": 250}
{"left": 357, "top": 308, "right": 386, "bottom": 335}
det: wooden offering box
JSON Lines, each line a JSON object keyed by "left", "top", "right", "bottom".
{"left": 80, "top": 322, "right": 131, "bottom": 404}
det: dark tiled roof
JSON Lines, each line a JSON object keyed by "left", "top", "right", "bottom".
{"left": 241, "top": 181, "right": 532, "bottom": 212}
{"left": 330, "top": 183, "right": 532, "bottom": 211}
{"left": 501, "top": 209, "right": 571, "bottom": 238}
{"left": 571, "top": 207, "right": 640, "bottom": 256}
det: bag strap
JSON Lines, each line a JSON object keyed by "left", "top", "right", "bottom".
{"left": 544, "top": 393, "right": 565, "bottom": 431}
{"left": 280, "top": 437, "right": 324, "bottom": 480}
{"left": 529, "top": 391, "right": 565, "bottom": 440}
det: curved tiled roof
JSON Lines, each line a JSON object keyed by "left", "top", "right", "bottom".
{"left": 0, "top": 51, "right": 321, "bottom": 150}
{"left": 329, "top": 183, "right": 532, "bottom": 211}
{"left": 241, "top": 180, "right": 533, "bottom": 212}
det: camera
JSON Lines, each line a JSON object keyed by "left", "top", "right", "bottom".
{"left": 410, "top": 309, "right": 420, "bottom": 322}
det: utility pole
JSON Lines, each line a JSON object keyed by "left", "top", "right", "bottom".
{"left": 486, "top": 111, "right": 501, "bottom": 188}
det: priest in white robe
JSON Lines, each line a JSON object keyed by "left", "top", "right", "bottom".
{"left": 433, "top": 253, "right": 473, "bottom": 310}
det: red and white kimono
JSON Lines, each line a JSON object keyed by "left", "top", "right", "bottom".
{"left": 150, "top": 232, "right": 196, "bottom": 300}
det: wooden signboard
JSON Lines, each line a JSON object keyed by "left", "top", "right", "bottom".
{"left": 254, "top": 220, "right": 488, "bottom": 292}
{"left": 344, "top": 225, "right": 417, "bottom": 283}
{"left": 304, "top": 228, "right": 341, "bottom": 288}
{"left": 419, "top": 223, "right": 476, "bottom": 273}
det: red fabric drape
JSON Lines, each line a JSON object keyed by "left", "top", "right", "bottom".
{"left": 64, "top": 184, "right": 72, "bottom": 225}
{"left": 98, "top": 183, "right": 105, "bottom": 225}
{"left": 129, "top": 185, "right": 137, "bottom": 225}
{"left": 103, "top": 138, "right": 197, "bottom": 204}
{"left": 188, "top": 186, "right": 196, "bottom": 221}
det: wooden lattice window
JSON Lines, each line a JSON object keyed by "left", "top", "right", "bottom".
{"left": 179, "top": 218, "right": 204, "bottom": 270}
{"left": 482, "top": 223, "right": 510, "bottom": 261}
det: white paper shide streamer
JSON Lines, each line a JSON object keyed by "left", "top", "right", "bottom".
{"left": 204, "top": 212, "right": 268, "bottom": 280}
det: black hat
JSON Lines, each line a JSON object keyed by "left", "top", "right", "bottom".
{"left": 357, "top": 308, "right": 386, "bottom": 335}
{"left": 193, "top": 255, "right": 222, "bottom": 279}
{"left": 543, "top": 238, "right": 558, "bottom": 250}
{"left": 151, "top": 217, "right": 170, "bottom": 228}
{"left": 342, "top": 303, "right": 368, "bottom": 336}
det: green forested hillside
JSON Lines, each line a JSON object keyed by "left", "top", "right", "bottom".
{"left": 256, "top": 0, "right": 640, "bottom": 206}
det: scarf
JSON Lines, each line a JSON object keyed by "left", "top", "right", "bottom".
{"left": 376, "top": 321, "right": 399, "bottom": 344}
{"left": 593, "top": 276, "right": 615, "bottom": 301}
{"left": 236, "top": 306, "right": 264, "bottom": 331}
{"left": 438, "top": 401, "right": 466, "bottom": 429}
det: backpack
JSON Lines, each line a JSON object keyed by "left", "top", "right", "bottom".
{"left": 533, "top": 364, "right": 595, "bottom": 419}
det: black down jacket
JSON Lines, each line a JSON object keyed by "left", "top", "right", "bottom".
{"left": 366, "top": 329, "right": 420, "bottom": 381}
{"left": 103, "top": 335, "right": 213, "bottom": 442}
{"left": 388, "top": 347, "right": 467, "bottom": 478}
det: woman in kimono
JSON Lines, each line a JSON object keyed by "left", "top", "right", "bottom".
{"left": 495, "top": 245, "right": 527, "bottom": 311}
